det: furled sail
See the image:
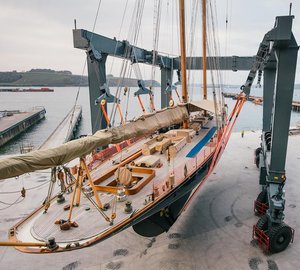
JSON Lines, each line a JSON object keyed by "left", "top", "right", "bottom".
{"left": 0, "top": 105, "right": 188, "bottom": 180}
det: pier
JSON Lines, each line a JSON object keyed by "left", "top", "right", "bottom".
{"left": 0, "top": 108, "right": 46, "bottom": 147}
{"left": 39, "top": 105, "right": 82, "bottom": 150}
{"left": 224, "top": 92, "right": 300, "bottom": 111}
{"left": 0, "top": 88, "right": 54, "bottom": 92}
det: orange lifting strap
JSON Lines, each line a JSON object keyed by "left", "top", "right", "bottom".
{"left": 167, "top": 92, "right": 173, "bottom": 103}
{"left": 137, "top": 94, "right": 156, "bottom": 112}
{"left": 175, "top": 88, "right": 182, "bottom": 103}
{"left": 166, "top": 88, "right": 181, "bottom": 105}
{"left": 100, "top": 100, "right": 125, "bottom": 127}
{"left": 181, "top": 94, "right": 246, "bottom": 212}
{"left": 137, "top": 95, "right": 146, "bottom": 113}
{"left": 117, "top": 104, "right": 125, "bottom": 125}
{"left": 149, "top": 93, "right": 156, "bottom": 111}
{"left": 99, "top": 100, "right": 111, "bottom": 127}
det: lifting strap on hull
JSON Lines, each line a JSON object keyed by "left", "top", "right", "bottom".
{"left": 181, "top": 93, "right": 246, "bottom": 212}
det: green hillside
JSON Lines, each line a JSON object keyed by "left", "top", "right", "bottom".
{"left": 0, "top": 69, "right": 160, "bottom": 87}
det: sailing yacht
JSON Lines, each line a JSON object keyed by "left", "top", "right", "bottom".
{"left": 0, "top": 0, "right": 245, "bottom": 253}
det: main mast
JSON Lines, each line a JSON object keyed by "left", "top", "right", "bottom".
{"left": 202, "top": 0, "right": 207, "bottom": 100}
{"left": 179, "top": 0, "right": 188, "bottom": 128}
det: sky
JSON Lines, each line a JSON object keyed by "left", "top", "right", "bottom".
{"left": 0, "top": 0, "right": 299, "bottom": 85}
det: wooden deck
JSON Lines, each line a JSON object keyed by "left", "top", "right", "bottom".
{"left": 10, "top": 118, "right": 219, "bottom": 252}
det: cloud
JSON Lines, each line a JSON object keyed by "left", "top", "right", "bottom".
{"left": 0, "top": 0, "right": 299, "bottom": 84}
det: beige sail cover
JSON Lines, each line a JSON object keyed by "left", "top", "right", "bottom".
{"left": 189, "top": 100, "right": 219, "bottom": 114}
{"left": 0, "top": 105, "right": 188, "bottom": 180}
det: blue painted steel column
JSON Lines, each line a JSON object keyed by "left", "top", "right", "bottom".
{"left": 87, "top": 53, "right": 108, "bottom": 134}
{"left": 269, "top": 35, "right": 298, "bottom": 175}
{"left": 161, "top": 68, "right": 173, "bottom": 109}
{"left": 262, "top": 56, "right": 276, "bottom": 132}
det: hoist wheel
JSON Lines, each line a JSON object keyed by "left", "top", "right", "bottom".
{"left": 256, "top": 189, "right": 268, "bottom": 204}
{"left": 255, "top": 155, "right": 260, "bottom": 168}
{"left": 256, "top": 215, "right": 269, "bottom": 233}
{"left": 255, "top": 147, "right": 262, "bottom": 157}
{"left": 268, "top": 223, "right": 293, "bottom": 253}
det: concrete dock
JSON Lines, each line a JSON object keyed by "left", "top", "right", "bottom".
{"left": 0, "top": 108, "right": 46, "bottom": 147}
{"left": 0, "top": 131, "right": 299, "bottom": 270}
{"left": 39, "top": 105, "right": 82, "bottom": 150}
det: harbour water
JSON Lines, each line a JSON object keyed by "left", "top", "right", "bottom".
{"left": 0, "top": 85, "right": 299, "bottom": 155}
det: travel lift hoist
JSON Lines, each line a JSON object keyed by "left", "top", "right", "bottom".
{"left": 241, "top": 15, "right": 299, "bottom": 253}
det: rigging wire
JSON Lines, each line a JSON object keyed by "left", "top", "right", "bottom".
{"left": 0, "top": 196, "right": 24, "bottom": 211}
{"left": 187, "top": 0, "right": 199, "bottom": 101}
{"left": 207, "top": 1, "right": 220, "bottom": 102}
{"left": 205, "top": 0, "right": 225, "bottom": 127}
{"left": 224, "top": 0, "right": 233, "bottom": 88}
{"left": 151, "top": 0, "right": 162, "bottom": 86}
{"left": 175, "top": 1, "right": 180, "bottom": 62}
{"left": 224, "top": 0, "right": 229, "bottom": 87}
{"left": 106, "top": 0, "right": 130, "bottom": 126}
{"left": 163, "top": 0, "right": 179, "bottom": 105}
{"left": 211, "top": 0, "right": 225, "bottom": 106}
{"left": 209, "top": 4, "right": 222, "bottom": 124}
{"left": 0, "top": 180, "right": 51, "bottom": 195}
{"left": 109, "top": 0, "right": 147, "bottom": 181}
{"left": 106, "top": 0, "right": 129, "bottom": 87}
{"left": 125, "top": 66, "right": 134, "bottom": 121}
{"left": 131, "top": 0, "right": 146, "bottom": 81}
{"left": 0, "top": 177, "right": 52, "bottom": 211}
{"left": 0, "top": 197, "right": 23, "bottom": 205}
{"left": 110, "top": 0, "right": 146, "bottom": 124}
{"left": 66, "top": 0, "right": 104, "bottom": 136}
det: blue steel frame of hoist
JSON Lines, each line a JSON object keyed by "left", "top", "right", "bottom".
{"left": 73, "top": 14, "right": 298, "bottom": 228}
{"left": 73, "top": 12, "right": 299, "bottom": 253}
{"left": 242, "top": 15, "right": 299, "bottom": 228}
{"left": 73, "top": 29, "right": 255, "bottom": 133}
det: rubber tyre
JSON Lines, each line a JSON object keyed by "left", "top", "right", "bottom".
{"left": 268, "top": 224, "right": 292, "bottom": 253}
{"left": 256, "top": 189, "right": 268, "bottom": 204}
{"left": 265, "top": 131, "right": 271, "bottom": 138}
{"left": 255, "top": 155, "right": 260, "bottom": 168}
{"left": 254, "top": 189, "right": 269, "bottom": 215}
{"left": 256, "top": 215, "right": 268, "bottom": 231}
{"left": 265, "top": 134, "right": 271, "bottom": 140}
{"left": 255, "top": 147, "right": 262, "bottom": 157}
{"left": 255, "top": 215, "right": 269, "bottom": 237}
{"left": 267, "top": 141, "right": 271, "bottom": 151}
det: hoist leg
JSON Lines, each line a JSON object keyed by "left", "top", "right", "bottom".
{"left": 253, "top": 17, "right": 298, "bottom": 253}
